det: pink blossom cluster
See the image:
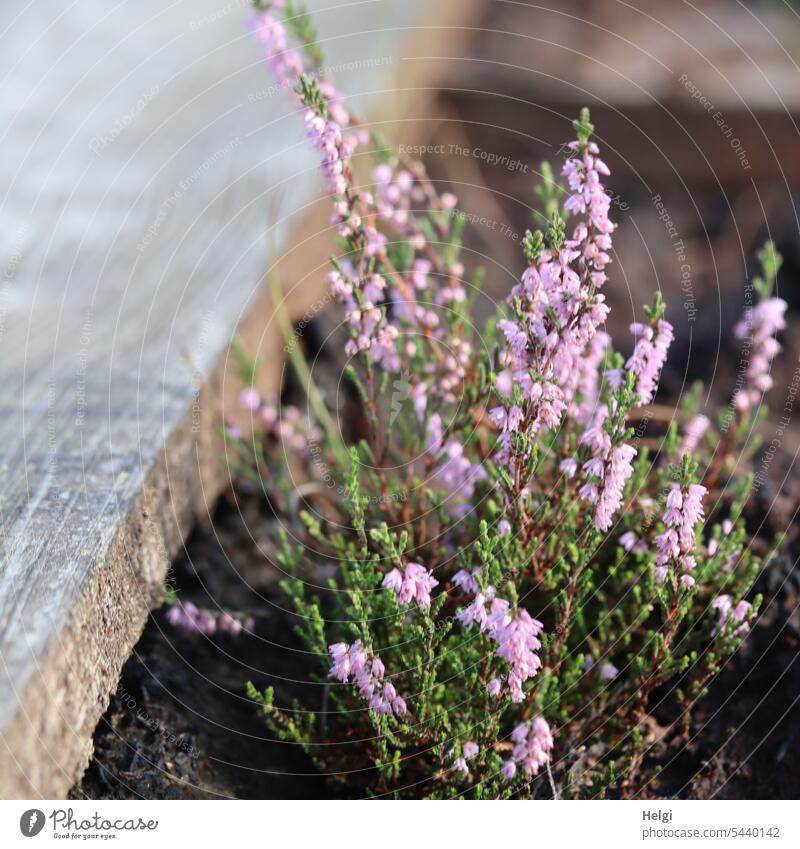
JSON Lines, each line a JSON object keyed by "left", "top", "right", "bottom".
{"left": 253, "top": 4, "right": 475, "bottom": 415}
{"left": 328, "top": 264, "right": 401, "bottom": 370}
{"left": 619, "top": 530, "right": 648, "bottom": 554}
{"left": 500, "top": 717, "right": 554, "bottom": 780}
{"left": 436, "top": 335, "right": 473, "bottom": 407}
{"left": 236, "top": 391, "right": 322, "bottom": 458}
{"left": 580, "top": 441, "right": 637, "bottom": 531}
{"left": 433, "top": 442, "right": 488, "bottom": 517}
{"left": 711, "top": 595, "right": 752, "bottom": 637}
{"left": 382, "top": 561, "right": 439, "bottom": 610}
{"left": 250, "top": 4, "right": 352, "bottom": 122}
{"left": 450, "top": 740, "right": 480, "bottom": 776}
{"left": 583, "top": 655, "right": 619, "bottom": 680}
{"left": 577, "top": 403, "right": 637, "bottom": 531}
{"left": 677, "top": 413, "right": 710, "bottom": 460}
{"left": 304, "top": 109, "right": 353, "bottom": 197}
{"left": 251, "top": 8, "right": 402, "bottom": 371}
{"left": 733, "top": 297, "right": 787, "bottom": 413}
{"left": 654, "top": 482, "right": 707, "bottom": 584}
{"left": 704, "top": 520, "right": 737, "bottom": 569}
{"left": 249, "top": 4, "right": 304, "bottom": 90}
{"left": 562, "top": 141, "right": 615, "bottom": 283}
{"left": 425, "top": 414, "right": 488, "bottom": 516}
{"left": 492, "top": 133, "right": 615, "bottom": 486}
{"left": 252, "top": 7, "right": 473, "bottom": 400}
{"left": 458, "top": 590, "right": 544, "bottom": 702}
{"left": 452, "top": 566, "right": 482, "bottom": 594}
{"left": 166, "top": 602, "right": 254, "bottom": 637}
{"left": 372, "top": 163, "right": 465, "bottom": 304}
{"left": 571, "top": 330, "right": 611, "bottom": 425}
{"left": 328, "top": 640, "right": 407, "bottom": 716}
{"left": 618, "top": 319, "right": 674, "bottom": 405}
{"left": 372, "top": 164, "right": 420, "bottom": 240}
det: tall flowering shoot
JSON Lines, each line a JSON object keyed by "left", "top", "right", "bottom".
{"left": 236, "top": 1, "right": 786, "bottom": 798}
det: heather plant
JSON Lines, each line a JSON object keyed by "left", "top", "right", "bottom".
{"left": 227, "top": 1, "right": 788, "bottom": 798}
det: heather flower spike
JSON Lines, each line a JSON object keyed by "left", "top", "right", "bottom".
{"left": 237, "top": 2, "right": 783, "bottom": 799}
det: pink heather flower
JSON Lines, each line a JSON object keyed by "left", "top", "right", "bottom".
{"left": 250, "top": 9, "right": 305, "bottom": 89}
{"left": 459, "top": 595, "right": 543, "bottom": 701}
{"left": 328, "top": 640, "right": 407, "bottom": 717}
{"left": 571, "top": 330, "right": 611, "bottom": 424}
{"left": 576, "top": 401, "right": 637, "bottom": 532}
{"left": 493, "top": 127, "right": 616, "bottom": 490}
{"left": 385, "top": 562, "right": 438, "bottom": 610}
{"left": 328, "top": 642, "right": 351, "bottom": 682}
{"left": 500, "top": 760, "right": 517, "bottom": 781}
{"left": 579, "top": 404, "right": 612, "bottom": 455}
{"left": 626, "top": 319, "right": 674, "bottom": 405}
{"left": 261, "top": 403, "right": 278, "bottom": 427}
{"left": 495, "top": 370, "right": 513, "bottom": 398}
{"left": 239, "top": 388, "right": 261, "bottom": 411}
{"left": 586, "top": 442, "right": 637, "bottom": 532}
{"left": 677, "top": 414, "right": 710, "bottom": 460}
{"left": 217, "top": 613, "right": 241, "bottom": 636}
{"left": 619, "top": 531, "right": 646, "bottom": 553}
{"left": 166, "top": 603, "right": 249, "bottom": 637}
{"left": 457, "top": 589, "right": 494, "bottom": 631}
{"left": 441, "top": 192, "right": 458, "bottom": 209}
{"left": 599, "top": 662, "right": 618, "bottom": 680}
{"left": 498, "top": 319, "right": 528, "bottom": 356}
{"left": 487, "top": 602, "right": 544, "bottom": 702}
{"left": 680, "top": 574, "right": 695, "bottom": 589}
{"left": 453, "top": 568, "right": 481, "bottom": 594}
{"left": 504, "top": 717, "right": 554, "bottom": 778}
{"left": 303, "top": 108, "right": 354, "bottom": 197}
{"left": 711, "top": 595, "right": 752, "bottom": 637}
{"left": 683, "top": 484, "right": 706, "bottom": 526}
{"left": 462, "top": 741, "right": 479, "bottom": 760}
{"left": 382, "top": 568, "right": 403, "bottom": 592}
{"left": 429, "top": 439, "right": 488, "bottom": 518}
{"left": 426, "top": 413, "right": 443, "bottom": 455}
{"left": 453, "top": 757, "right": 469, "bottom": 776}
{"left": 732, "top": 297, "right": 787, "bottom": 413}
{"left": 654, "top": 481, "right": 707, "bottom": 580}
{"left": 560, "top": 458, "right": 578, "bottom": 478}
{"left": 722, "top": 551, "right": 740, "bottom": 575}
{"left": 498, "top": 519, "right": 512, "bottom": 536}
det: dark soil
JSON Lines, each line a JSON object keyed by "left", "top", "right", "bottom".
{"left": 652, "top": 596, "right": 800, "bottom": 799}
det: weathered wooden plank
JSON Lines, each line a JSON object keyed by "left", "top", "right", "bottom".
{"left": 0, "top": 0, "right": 489, "bottom": 798}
